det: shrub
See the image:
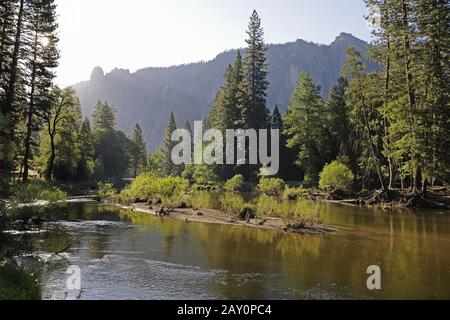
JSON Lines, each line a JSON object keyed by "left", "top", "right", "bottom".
{"left": 0, "top": 263, "right": 41, "bottom": 300}
{"left": 189, "top": 192, "right": 217, "bottom": 210}
{"left": 97, "top": 182, "right": 117, "bottom": 202}
{"left": 282, "top": 187, "right": 309, "bottom": 200}
{"left": 157, "top": 177, "right": 189, "bottom": 211}
{"left": 254, "top": 195, "right": 323, "bottom": 227}
{"left": 220, "top": 193, "right": 255, "bottom": 219}
{"left": 119, "top": 174, "right": 189, "bottom": 211}
{"left": 255, "top": 195, "right": 280, "bottom": 217}
{"left": 224, "top": 174, "right": 245, "bottom": 192}
{"left": 192, "top": 165, "right": 220, "bottom": 187}
{"left": 280, "top": 200, "right": 323, "bottom": 228}
{"left": 258, "top": 178, "right": 285, "bottom": 196}
{"left": 319, "top": 161, "right": 354, "bottom": 192}
{"left": 12, "top": 181, "right": 67, "bottom": 204}
{"left": 119, "top": 173, "right": 158, "bottom": 203}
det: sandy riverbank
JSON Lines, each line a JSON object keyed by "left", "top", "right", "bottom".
{"left": 119, "top": 203, "right": 337, "bottom": 235}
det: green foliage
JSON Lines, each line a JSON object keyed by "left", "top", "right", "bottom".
{"left": 224, "top": 174, "right": 245, "bottom": 192}
{"left": 119, "top": 174, "right": 189, "bottom": 211}
{"left": 192, "top": 165, "right": 220, "bottom": 187}
{"left": 237, "top": 10, "right": 270, "bottom": 130}
{"left": 0, "top": 263, "right": 41, "bottom": 300}
{"left": 157, "top": 177, "right": 190, "bottom": 211}
{"left": 146, "top": 150, "right": 163, "bottom": 175}
{"left": 130, "top": 123, "right": 147, "bottom": 178}
{"left": 11, "top": 181, "right": 67, "bottom": 204}
{"left": 93, "top": 101, "right": 116, "bottom": 131}
{"left": 220, "top": 192, "right": 255, "bottom": 220}
{"left": 319, "top": 161, "right": 354, "bottom": 192}
{"left": 93, "top": 129, "right": 131, "bottom": 182}
{"left": 282, "top": 187, "right": 309, "bottom": 200}
{"left": 160, "top": 112, "right": 180, "bottom": 177}
{"left": 97, "top": 182, "right": 117, "bottom": 202}
{"left": 254, "top": 195, "right": 280, "bottom": 217}
{"left": 284, "top": 73, "right": 333, "bottom": 186}
{"left": 76, "top": 117, "right": 95, "bottom": 181}
{"left": 182, "top": 165, "right": 220, "bottom": 189}
{"left": 188, "top": 191, "right": 217, "bottom": 210}
{"left": 254, "top": 195, "right": 323, "bottom": 227}
{"left": 258, "top": 178, "right": 285, "bottom": 196}
{"left": 38, "top": 87, "right": 84, "bottom": 182}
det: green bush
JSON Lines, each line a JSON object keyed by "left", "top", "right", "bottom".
{"left": 255, "top": 195, "right": 280, "bottom": 217}
{"left": 97, "top": 182, "right": 117, "bottom": 202}
{"left": 12, "top": 181, "right": 67, "bottom": 204}
{"left": 119, "top": 174, "right": 189, "bottom": 211}
{"left": 254, "top": 195, "right": 323, "bottom": 227}
{"left": 257, "top": 178, "right": 285, "bottom": 196}
{"left": 224, "top": 174, "right": 245, "bottom": 192}
{"left": 119, "top": 173, "right": 158, "bottom": 203}
{"left": 282, "top": 187, "right": 309, "bottom": 200}
{"left": 319, "top": 161, "right": 354, "bottom": 192}
{"left": 220, "top": 193, "right": 255, "bottom": 219}
{"left": 157, "top": 177, "right": 189, "bottom": 211}
{"left": 189, "top": 192, "right": 217, "bottom": 210}
{"left": 0, "top": 263, "right": 41, "bottom": 300}
{"left": 192, "top": 165, "right": 220, "bottom": 187}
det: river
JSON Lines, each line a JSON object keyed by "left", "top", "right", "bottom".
{"left": 7, "top": 198, "right": 450, "bottom": 300}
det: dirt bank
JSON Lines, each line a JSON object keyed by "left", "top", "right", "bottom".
{"left": 120, "top": 203, "right": 337, "bottom": 235}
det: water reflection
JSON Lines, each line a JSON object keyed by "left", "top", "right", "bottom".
{"left": 14, "top": 199, "right": 450, "bottom": 300}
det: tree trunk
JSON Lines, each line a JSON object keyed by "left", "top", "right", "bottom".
{"left": 384, "top": 36, "right": 395, "bottom": 190}
{"left": 22, "top": 31, "right": 39, "bottom": 182}
{"left": 46, "top": 134, "right": 56, "bottom": 181}
{"left": 402, "top": 0, "right": 420, "bottom": 193}
{"left": 362, "top": 97, "right": 386, "bottom": 191}
{"left": 3, "top": 0, "right": 24, "bottom": 116}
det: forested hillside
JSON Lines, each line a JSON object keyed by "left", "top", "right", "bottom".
{"left": 73, "top": 32, "right": 371, "bottom": 151}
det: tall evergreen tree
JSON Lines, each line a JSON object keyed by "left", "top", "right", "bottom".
{"left": 284, "top": 73, "right": 332, "bottom": 186}
{"left": 130, "top": 123, "right": 147, "bottom": 178}
{"left": 22, "top": 0, "right": 59, "bottom": 181}
{"left": 93, "top": 101, "right": 116, "bottom": 131}
{"left": 342, "top": 47, "right": 387, "bottom": 191}
{"left": 76, "top": 117, "right": 94, "bottom": 181}
{"left": 0, "top": 0, "right": 26, "bottom": 193}
{"left": 326, "top": 77, "right": 359, "bottom": 179}
{"left": 160, "top": 112, "right": 178, "bottom": 177}
{"left": 237, "top": 10, "right": 270, "bottom": 130}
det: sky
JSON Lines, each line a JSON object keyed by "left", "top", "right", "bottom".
{"left": 55, "top": 0, "right": 373, "bottom": 87}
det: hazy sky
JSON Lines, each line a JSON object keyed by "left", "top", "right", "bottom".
{"left": 55, "top": 0, "right": 372, "bottom": 87}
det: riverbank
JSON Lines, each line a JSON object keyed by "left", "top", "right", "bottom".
{"left": 319, "top": 187, "right": 450, "bottom": 210}
{"left": 119, "top": 203, "right": 337, "bottom": 235}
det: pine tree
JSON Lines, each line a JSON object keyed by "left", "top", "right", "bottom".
{"left": 22, "top": 0, "right": 59, "bottom": 181}
{"left": 284, "top": 73, "right": 332, "bottom": 186}
{"left": 237, "top": 10, "right": 270, "bottom": 130}
{"left": 271, "top": 105, "right": 283, "bottom": 131}
{"left": 93, "top": 101, "right": 116, "bottom": 131}
{"left": 130, "top": 123, "right": 147, "bottom": 178}
{"left": 326, "top": 77, "right": 359, "bottom": 178}
{"left": 342, "top": 47, "right": 387, "bottom": 191}
{"left": 76, "top": 117, "right": 94, "bottom": 181}
{"left": 160, "top": 112, "right": 177, "bottom": 177}
{"left": 0, "top": 0, "right": 26, "bottom": 193}
{"left": 415, "top": 0, "right": 450, "bottom": 188}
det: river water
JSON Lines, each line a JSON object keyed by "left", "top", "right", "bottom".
{"left": 11, "top": 200, "right": 450, "bottom": 300}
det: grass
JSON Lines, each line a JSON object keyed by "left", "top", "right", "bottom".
{"left": 0, "top": 263, "right": 41, "bottom": 300}
{"left": 11, "top": 180, "right": 67, "bottom": 204}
